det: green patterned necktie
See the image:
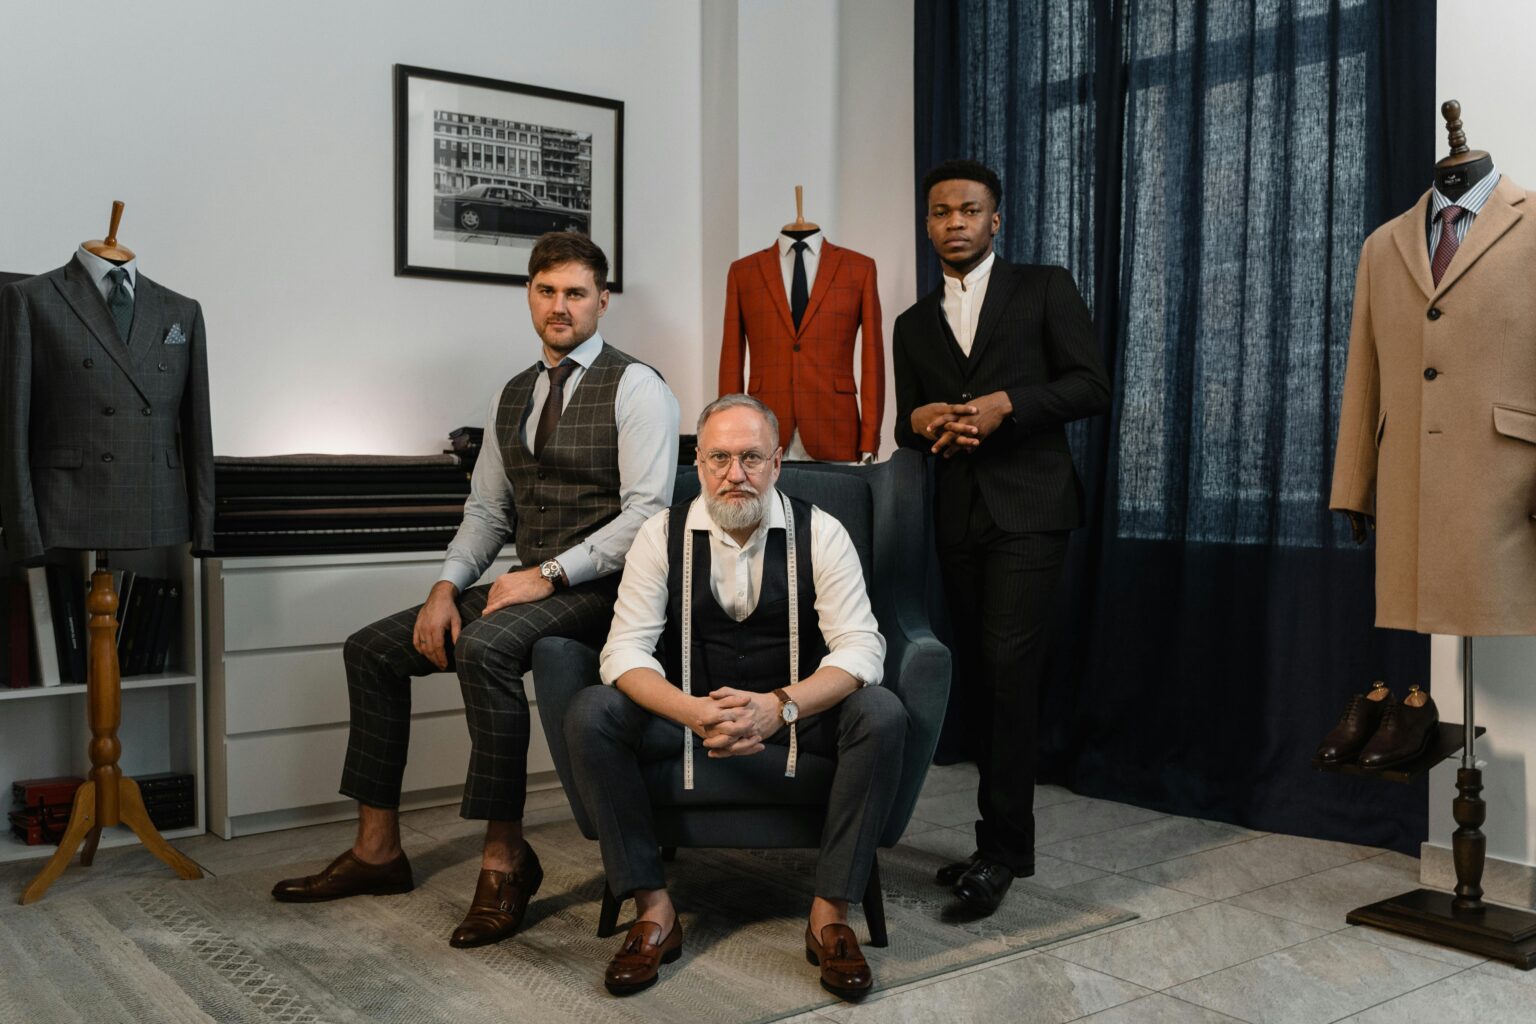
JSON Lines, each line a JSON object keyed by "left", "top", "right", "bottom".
{"left": 107, "top": 267, "right": 134, "bottom": 342}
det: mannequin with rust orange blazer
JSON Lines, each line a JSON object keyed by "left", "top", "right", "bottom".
{"left": 719, "top": 230, "right": 884, "bottom": 462}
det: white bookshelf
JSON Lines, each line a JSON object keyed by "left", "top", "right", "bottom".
{"left": 1, "top": 544, "right": 205, "bottom": 864}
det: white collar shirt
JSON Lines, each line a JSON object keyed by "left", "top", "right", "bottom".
{"left": 940, "top": 249, "right": 995, "bottom": 356}
{"left": 598, "top": 487, "right": 886, "bottom": 688}
{"left": 777, "top": 230, "right": 824, "bottom": 300}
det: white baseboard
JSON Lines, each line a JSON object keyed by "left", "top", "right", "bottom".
{"left": 1420, "top": 842, "right": 1536, "bottom": 910}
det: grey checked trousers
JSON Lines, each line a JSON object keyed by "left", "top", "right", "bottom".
{"left": 340, "top": 576, "right": 619, "bottom": 821}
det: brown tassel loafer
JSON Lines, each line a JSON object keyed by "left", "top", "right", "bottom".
{"left": 604, "top": 919, "right": 683, "bottom": 995}
{"left": 449, "top": 842, "right": 544, "bottom": 948}
{"left": 805, "top": 923, "right": 873, "bottom": 1000}
{"left": 271, "top": 849, "right": 414, "bottom": 903}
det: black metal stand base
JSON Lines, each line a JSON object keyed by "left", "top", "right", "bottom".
{"left": 1347, "top": 888, "right": 1536, "bottom": 969}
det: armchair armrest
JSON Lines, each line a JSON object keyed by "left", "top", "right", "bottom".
{"left": 531, "top": 636, "right": 603, "bottom": 838}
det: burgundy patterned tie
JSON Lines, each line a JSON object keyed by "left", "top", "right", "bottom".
{"left": 1430, "top": 206, "right": 1465, "bottom": 286}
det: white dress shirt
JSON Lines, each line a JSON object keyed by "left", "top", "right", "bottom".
{"left": 941, "top": 249, "right": 995, "bottom": 356}
{"left": 778, "top": 230, "right": 823, "bottom": 300}
{"left": 599, "top": 488, "right": 886, "bottom": 688}
{"left": 438, "top": 331, "right": 680, "bottom": 591}
{"left": 75, "top": 245, "right": 137, "bottom": 303}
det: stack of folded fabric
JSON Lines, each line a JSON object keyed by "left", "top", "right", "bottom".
{"left": 213, "top": 453, "right": 471, "bottom": 556}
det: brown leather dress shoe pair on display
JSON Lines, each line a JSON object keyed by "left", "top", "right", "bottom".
{"left": 604, "top": 918, "right": 683, "bottom": 995}
{"left": 449, "top": 842, "right": 544, "bottom": 948}
{"left": 270, "top": 849, "right": 415, "bottom": 902}
{"left": 805, "top": 923, "right": 873, "bottom": 999}
{"left": 1316, "top": 681, "right": 1439, "bottom": 768}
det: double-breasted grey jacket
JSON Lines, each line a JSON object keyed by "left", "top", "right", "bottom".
{"left": 1, "top": 258, "right": 214, "bottom": 561}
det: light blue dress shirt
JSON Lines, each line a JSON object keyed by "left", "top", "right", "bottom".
{"left": 439, "top": 331, "right": 680, "bottom": 592}
{"left": 74, "top": 245, "right": 138, "bottom": 302}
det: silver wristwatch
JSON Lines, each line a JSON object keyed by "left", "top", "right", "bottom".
{"left": 539, "top": 559, "right": 565, "bottom": 589}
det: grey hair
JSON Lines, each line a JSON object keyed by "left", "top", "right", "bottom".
{"left": 696, "top": 393, "right": 780, "bottom": 440}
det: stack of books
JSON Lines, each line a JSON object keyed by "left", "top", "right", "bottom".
{"left": 8, "top": 776, "right": 84, "bottom": 845}
{"left": 137, "top": 771, "right": 197, "bottom": 831}
{"left": 3, "top": 568, "right": 182, "bottom": 690}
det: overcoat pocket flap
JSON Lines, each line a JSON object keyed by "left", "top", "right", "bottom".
{"left": 1493, "top": 404, "right": 1536, "bottom": 445}
{"left": 833, "top": 375, "right": 857, "bottom": 394}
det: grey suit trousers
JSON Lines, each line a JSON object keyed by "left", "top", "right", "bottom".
{"left": 566, "top": 683, "right": 906, "bottom": 901}
{"left": 340, "top": 576, "right": 618, "bottom": 821}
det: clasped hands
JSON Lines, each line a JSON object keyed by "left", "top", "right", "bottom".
{"left": 689, "top": 687, "right": 782, "bottom": 759}
{"left": 912, "top": 393, "right": 1012, "bottom": 458}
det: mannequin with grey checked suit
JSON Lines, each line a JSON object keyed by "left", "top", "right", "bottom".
{"left": 1, "top": 249, "right": 214, "bottom": 562}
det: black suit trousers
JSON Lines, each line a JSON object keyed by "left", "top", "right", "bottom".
{"left": 938, "top": 485, "right": 1067, "bottom": 875}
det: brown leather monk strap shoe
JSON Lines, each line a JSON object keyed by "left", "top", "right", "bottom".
{"left": 605, "top": 918, "right": 684, "bottom": 995}
{"left": 449, "top": 842, "right": 544, "bottom": 948}
{"left": 271, "top": 849, "right": 414, "bottom": 903}
{"left": 805, "top": 923, "right": 873, "bottom": 1000}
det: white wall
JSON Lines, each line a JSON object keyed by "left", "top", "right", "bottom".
{"left": 0, "top": 0, "right": 705, "bottom": 455}
{"left": 701, "top": 0, "right": 914, "bottom": 452}
{"left": 1429, "top": 1, "right": 1536, "bottom": 871}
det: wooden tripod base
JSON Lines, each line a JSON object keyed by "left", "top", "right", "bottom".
{"left": 17, "top": 560, "right": 203, "bottom": 905}
{"left": 19, "top": 776, "right": 202, "bottom": 905}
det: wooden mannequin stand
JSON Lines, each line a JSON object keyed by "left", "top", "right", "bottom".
{"left": 19, "top": 555, "right": 202, "bottom": 904}
{"left": 1342, "top": 638, "right": 1536, "bottom": 968}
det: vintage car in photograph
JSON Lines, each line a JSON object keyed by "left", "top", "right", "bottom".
{"left": 434, "top": 184, "right": 589, "bottom": 236}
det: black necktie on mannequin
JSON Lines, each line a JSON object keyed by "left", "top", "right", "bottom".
{"left": 790, "top": 241, "right": 809, "bottom": 330}
{"left": 534, "top": 361, "right": 578, "bottom": 458}
{"left": 107, "top": 267, "right": 134, "bottom": 342}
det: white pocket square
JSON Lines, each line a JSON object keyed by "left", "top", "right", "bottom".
{"left": 163, "top": 323, "right": 188, "bottom": 345}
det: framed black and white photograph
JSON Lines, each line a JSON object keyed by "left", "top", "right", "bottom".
{"left": 394, "top": 64, "right": 624, "bottom": 289}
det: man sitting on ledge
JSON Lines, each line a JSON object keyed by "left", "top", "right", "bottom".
{"left": 566, "top": 394, "right": 905, "bottom": 1000}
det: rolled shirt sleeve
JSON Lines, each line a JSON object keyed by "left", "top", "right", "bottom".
{"left": 598, "top": 508, "right": 672, "bottom": 684}
{"left": 438, "top": 392, "right": 514, "bottom": 593}
{"left": 556, "top": 363, "right": 680, "bottom": 586}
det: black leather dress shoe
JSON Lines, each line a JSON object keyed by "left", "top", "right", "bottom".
{"left": 1316, "top": 681, "right": 1393, "bottom": 765}
{"left": 935, "top": 853, "right": 979, "bottom": 887}
{"left": 1357, "top": 686, "right": 1439, "bottom": 769}
{"left": 953, "top": 858, "right": 1014, "bottom": 915}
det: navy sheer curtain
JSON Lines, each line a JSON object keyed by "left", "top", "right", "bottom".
{"left": 915, "top": 0, "right": 1436, "bottom": 852}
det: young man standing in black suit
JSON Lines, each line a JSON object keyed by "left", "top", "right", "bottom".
{"left": 893, "top": 160, "right": 1110, "bottom": 915}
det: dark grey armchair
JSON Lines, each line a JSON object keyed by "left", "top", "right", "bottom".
{"left": 532, "top": 448, "right": 951, "bottom": 945}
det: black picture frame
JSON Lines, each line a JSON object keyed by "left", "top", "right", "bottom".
{"left": 393, "top": 64, "right": 624, "bottom": 290}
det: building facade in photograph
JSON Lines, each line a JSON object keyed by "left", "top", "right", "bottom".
{"left": 433, "top": 111, "right": 590, "bottom": 209}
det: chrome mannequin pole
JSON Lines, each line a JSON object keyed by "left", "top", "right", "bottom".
{"left": 1462, "top": 635, "right": 1475, "bottom": 769}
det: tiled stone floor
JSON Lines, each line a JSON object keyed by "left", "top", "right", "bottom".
{"left": 4, "top": 767, "right": 1532, "bottom": 1023}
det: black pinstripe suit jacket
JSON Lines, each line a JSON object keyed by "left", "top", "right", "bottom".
{"left": 893, "top": 258, "right": 1110, "bottom": 539}
{"left": 1, "top": 259, "right": 214, "bottom": 561}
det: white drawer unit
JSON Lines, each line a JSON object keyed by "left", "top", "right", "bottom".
{"left": 203, "top": 549, "right": 558, "bottom": 838}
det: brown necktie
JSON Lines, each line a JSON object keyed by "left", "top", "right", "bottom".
{"left": 534, "top": 361, "right": 578, "bottom": 458}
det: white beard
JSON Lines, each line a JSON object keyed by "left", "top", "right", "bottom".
{"left": 705, "top": 486, "right": 768, "bottom": 532}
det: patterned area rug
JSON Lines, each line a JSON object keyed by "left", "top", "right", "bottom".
{"left": 0, "top": 820, "right": 1133, "bottom": 1024}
